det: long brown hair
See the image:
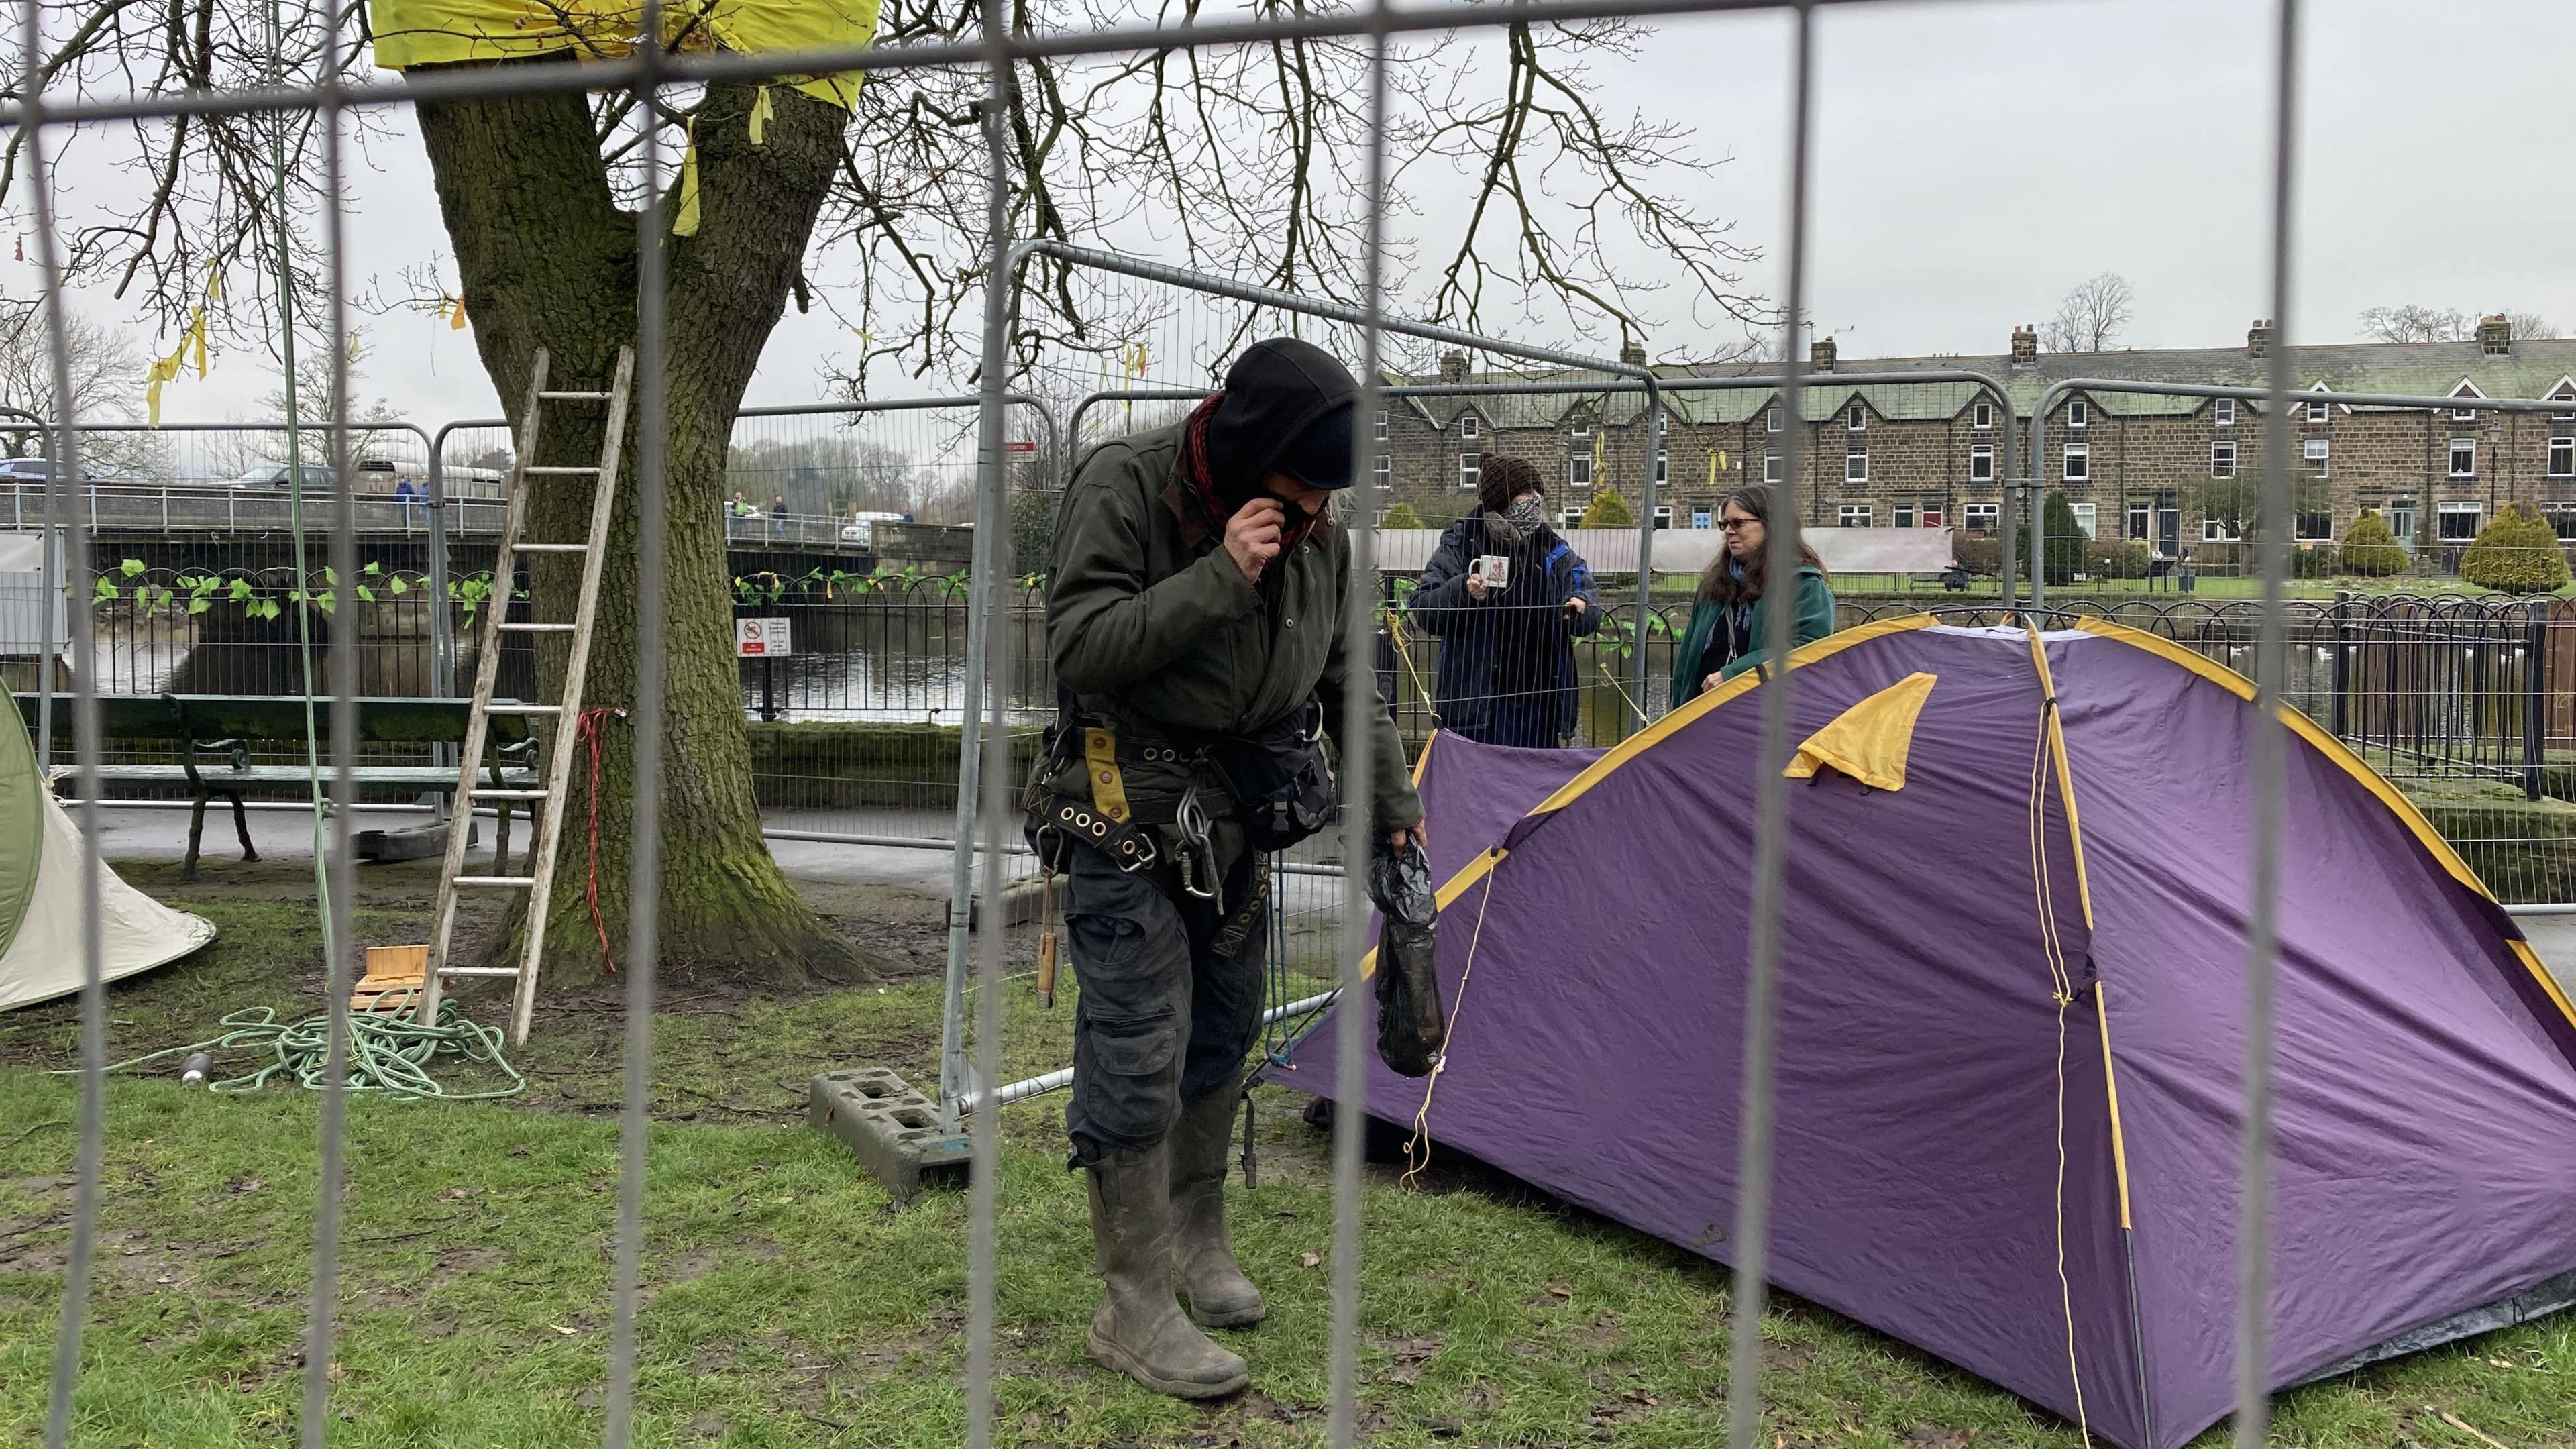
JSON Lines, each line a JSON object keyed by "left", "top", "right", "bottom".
{"left": 1699, "top": 485, "right": 1825, "bottom": 603}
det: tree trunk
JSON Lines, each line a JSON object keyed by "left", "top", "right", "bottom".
{"left": 416, "top": 70, "right": 867, "bottom": 989}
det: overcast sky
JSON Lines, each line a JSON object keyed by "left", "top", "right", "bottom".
{"left": 11, "top": 0, "right": 2571, "bottom": 425}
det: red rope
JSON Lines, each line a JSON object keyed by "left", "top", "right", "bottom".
{"left": 576, "top": 707, "right": 619, "bottom": 975}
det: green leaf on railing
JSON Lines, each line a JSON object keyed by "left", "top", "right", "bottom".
{"left": 230, "top": 578, "right": 254, "bottom": 602}
{"left": 322, "top": 568, "right": 338, "bottom": 586}
{"left": 92, "top": 577, "right": 118, "bottom": 602}
{"left": 119, "top": 559, "right": 144, "bottom": 577}
{"left": 356, "top": 585, "right": 376, "bottom": 604}
{"left": 362, "top": 561, "right": 381, "bottom": 577}
{"left": 187, "top": 598, "right": 210, "bottom": 615}
{"left": 388, "top": 576, "right": 409, "bottom": 596}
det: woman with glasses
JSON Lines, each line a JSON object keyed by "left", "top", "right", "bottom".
{"left": 1669, "top": 484, "right": 1835, "bottom": 705}
{"left": 1410, "top": 453, "right": 1602, "bottom": 746}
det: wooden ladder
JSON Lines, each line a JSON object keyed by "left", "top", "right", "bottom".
{"left": 420, "top": 345, "right": 635, "bottom": 1046}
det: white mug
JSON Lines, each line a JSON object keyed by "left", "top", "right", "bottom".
{"left": 1475, "top": 554, "right": 1511, "bottom": 591}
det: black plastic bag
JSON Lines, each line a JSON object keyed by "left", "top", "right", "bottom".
{"left": 1369, "top": 835, "right": 1444, "bottom": 1077}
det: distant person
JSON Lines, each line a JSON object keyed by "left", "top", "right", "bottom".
{"left": 1941, "top": 559, "right": 1968, "bottom": 592}
{"left": 771, "top": 494, "right": 788, "bottom": 540}
{"left": 1668, "top": 484, "right": 1835, "bottom": 704}
{"left": 1410, "top": 455, "right": 1601, "bottom": 747}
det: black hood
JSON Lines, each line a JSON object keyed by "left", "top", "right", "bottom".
{"left": 1205, "top": 337, "right": 1360, "bottom": 506}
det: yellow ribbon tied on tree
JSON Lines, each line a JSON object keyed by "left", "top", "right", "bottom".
{"left": 368, "top": 1, "right": 882, "bottom": 109}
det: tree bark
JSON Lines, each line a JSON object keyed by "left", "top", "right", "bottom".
{"left": 416, "top": 70, "right": 867, "bottom": 988}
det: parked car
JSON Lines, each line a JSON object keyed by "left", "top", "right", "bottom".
{"left": 233, "top": 463, "right": 339, "bottom": 490}
{"left": 0, "top": 458, "right": 78, "bottom": 482}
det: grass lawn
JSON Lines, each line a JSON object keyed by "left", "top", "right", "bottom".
{"left": 5, "top": 861, "right": 2573, "bottom": 1446}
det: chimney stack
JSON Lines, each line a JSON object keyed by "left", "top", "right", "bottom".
{"left": 2247, "top": 319, "right": 2272, "bottom": 358}
{"left": 1619, "top": 340, "right": 1648, "bottom": 367}
{"left": 2010, "top": 324, "right": 2039, "bottom": 366}
{"left": 2477, "top": 314, "right": 2512, "bottom": 356}
{"left": 1810, "top": 335, "right": 1837, "bottom": 372}
{"left": 1438, "top": 350, "right": 1470, "bottom": 384}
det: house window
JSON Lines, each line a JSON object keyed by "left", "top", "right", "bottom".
{"left": 2211, "top": 441, "right": 2237, "bottom": 478}
{"left": 1654, "top": 425, "right": 1668, "bottom": 487}
{"left": 2553, "top": 389, "right": 2575, "bottom": 422}
{"left": 1560, "top": 506, "right": 1587, "bottom": 531}
{"left": 2305, "top": 438, "right": 2330, "bottom": 472}
{"left": 1973, "top": 401, "right": 1994, "bottom": 431}
{"left": 1892, "top": 504, "right": 1916, "bottom": 529}
{"left": 2215, "top": 398, "right": 2236, "bottom": 427}
{"left": 2548, "top": 508, "right": 2576, "bottom": 543}
{"left": 1375, "top": 455, "right": 1391, "bottom": 488}
{"left": 2068, "top": 399, "right": 2089, "bottom": 429}
{"left": 2452, "top": 388, "right": 2481, "bottom": 423}
{"left": 2127, "top": 502, "right": 2151, "bottom": 541}
{"left": 1837, "top": 504, "right": 1872, "bottom": 527}
{"left": 1375, "top": 410, "right": 1388, "bottom": 441}
{"left": 1691, "top": 508, "right": 1713, "bottom": 529}
{"left": 2063, "top": 443, "right": 2089, "bottom": 480}
{"left": 1964, "top": 502, "right": 1998, "bottom": 532}
{"left": 2070, "top": 502, "right": 2098, "bottom": 539}
{"left": 1570, "top": 421, "right": 1591, "bottom": 443}
{"left": 1568, "top": 453, "right": 1593, "bottom": 489}
{"left": 1652, "top": 505, "right": 1672, "bottom": 530}
{"left": 2440, "top": 502, "right": 2482, "bottom": 541}
{"left": 2202, "top": 517, "right": 2237, "bottom": 542}
{"left": 1845, "top": 450, "right": 1869, "bottom": 483}
{"left": 1970, "top": 443, "right": 1995, "bottom": 482}
{"left": 1460, "top": 413, "right": 1479, "bottom": 439}
{"left": 1847, "top": 403, "right": 1866, "bottom": 431}
{"left": 1766, "top": 407, "right": 1781, "bottom": 433}
{"left": 2551, "top": 436, "right": 2575, "bottom": 478}
{"left": 2296, "top": 508, "right": 2332, "bottom": 541}
{"left": 2449, "top": 439, "right": 2476, "bottom": 478}
{"left": 1763, "top": 451, "right": 1782, "bottom": 484}
{"left": 2307, "top": 397, "right": 2330, "bottom": 423}
{"left": 1459, "top": 455, "right": 1480, "bottom": 492}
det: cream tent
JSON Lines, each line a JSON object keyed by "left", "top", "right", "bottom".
{"left": 0, "top": 697, "right": 214, "bottom": 1013}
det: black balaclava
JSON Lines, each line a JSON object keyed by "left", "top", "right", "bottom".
{"left": 1203, "top": 337, "right": 1360, "bottom": 510}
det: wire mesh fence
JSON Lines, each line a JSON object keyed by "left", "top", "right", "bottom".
{"left": 11, "top": 2, "right": 2576, "bottom": 1448}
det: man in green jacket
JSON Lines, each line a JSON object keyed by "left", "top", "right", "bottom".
{"left": 1034, "top": 337, "right": 1424, "bottom": 1399}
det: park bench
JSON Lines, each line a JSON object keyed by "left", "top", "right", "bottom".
{"left": 11, "top": 693, "right": 541, "bottom": 881}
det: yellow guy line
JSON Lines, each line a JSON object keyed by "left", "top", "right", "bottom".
{"left": 2023, "top": 621, "right": 2094, "bottom": 1447}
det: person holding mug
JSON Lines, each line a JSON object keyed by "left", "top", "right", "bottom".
{"left": 1410, "top": 453, "right": 1602, "bottom": 747}
{"left": 1668, "top": 484, "right": 1836, "bottom": 705}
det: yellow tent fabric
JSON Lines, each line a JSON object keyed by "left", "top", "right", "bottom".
{"left": 368, "top": 0, "right": 881, "bottom": 109}
{"left": 1783, "top": 671, "right": 1937, "bottom": 792}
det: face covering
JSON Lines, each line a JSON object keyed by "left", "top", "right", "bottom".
{"left": 1505, "top": 496, "right": 1547, "bottom": 531}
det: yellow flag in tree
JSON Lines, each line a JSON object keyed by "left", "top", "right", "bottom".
{"left": 749, "top": 85, "right": 774, "bottom": 144}
{"left": 674, "top": 120, "right": 702, "bottom": 236}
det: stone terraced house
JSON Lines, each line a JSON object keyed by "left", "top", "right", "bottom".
{"left": 1374, "top": 317, "right": 2576, "bottom": 561}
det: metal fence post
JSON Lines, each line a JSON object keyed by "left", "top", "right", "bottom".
{"left": 2525, "top": 598, "right": 2547, "bottom": 802}
{"left": 2330, "top": 588, "right": 2351, "bottom": 737}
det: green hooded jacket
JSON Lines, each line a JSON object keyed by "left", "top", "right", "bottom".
{"left": 1666, "top": 566, "right": 1837, "bottom": 709}
{"left": 1040, "top": 421, "right": 1423, "bottom": 833}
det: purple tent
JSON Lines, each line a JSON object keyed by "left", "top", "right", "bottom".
{"left": 1273, "top": 618, "right": 2576, "bottom": 1449}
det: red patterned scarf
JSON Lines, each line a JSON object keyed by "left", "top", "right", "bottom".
{"left": 1177, "top": 390, "right": 1323, "bottom": 555}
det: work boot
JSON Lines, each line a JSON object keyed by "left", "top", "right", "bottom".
{"left": 1086, "top": 1141, "right": 1250, "bottom": 1399}
{"left": 1170, "top": 1076, "right": 1266, "bottom": 1328}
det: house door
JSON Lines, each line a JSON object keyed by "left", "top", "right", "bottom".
{"left": 2388, "top": 500, "right": 2417, "bottom": 550}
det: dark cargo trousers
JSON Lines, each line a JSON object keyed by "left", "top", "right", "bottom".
{"left": 1059, "top": 835, "right": 1268, "bottom": 1167}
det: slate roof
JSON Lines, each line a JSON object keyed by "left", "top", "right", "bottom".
{"left": 1390, "top": 339, "right": 2576, "bottom": 432}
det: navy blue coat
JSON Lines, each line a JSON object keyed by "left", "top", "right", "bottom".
{"left": 1409, "top": 516, "right": 1602, "bottom": 747}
